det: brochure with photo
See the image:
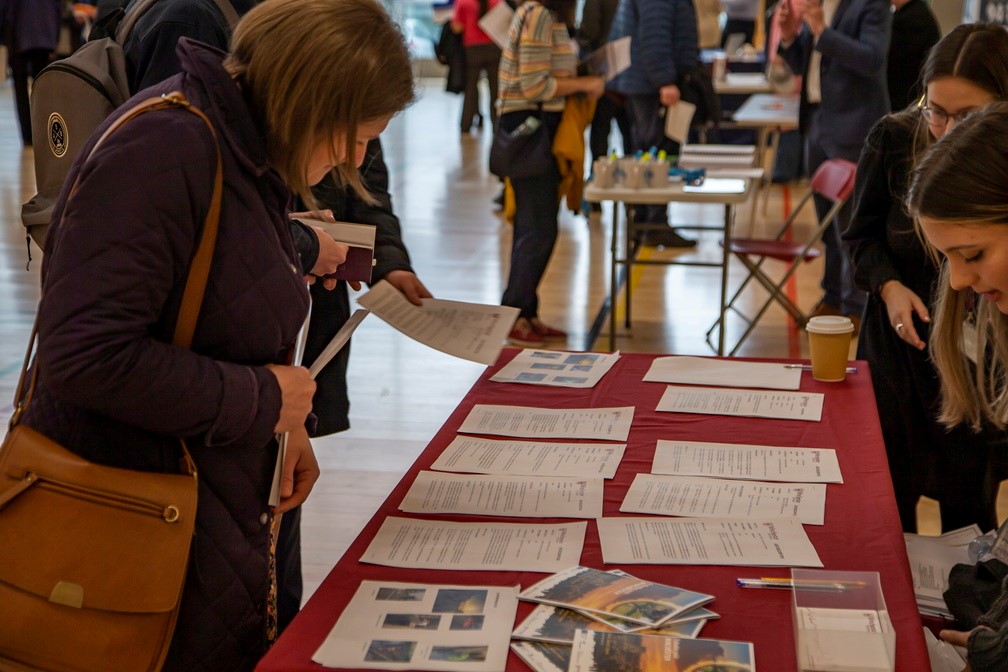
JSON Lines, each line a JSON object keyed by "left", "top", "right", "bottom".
{"left": 513, "top": 604, "right": 706, "bottom": 644}
{"left": 579, "top": 605, "right": 718, "bottom": 632}
{"left": 510, "top": 641, "right": 571, "bottom": 672}
{"left": 569, "top": 630, "right": 756, "bottom": 672}
{"left": 519, "top": 566, "right": 714, "bottom": 627}
{"left": 313, "top": 581, "right": 519, "bottom": 671}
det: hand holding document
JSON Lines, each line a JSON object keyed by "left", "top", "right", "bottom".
{"left": 357, "top": 280, "right": 518, "bottom": 365}
{"left": 657, "top": 385, "right": 824, "bottom": 421}
{"left": 597, "top": 517, "right": 823, "bottom": 566}
{"left": 490, "top": 349, "right": 620, "bottom": 388}
{"left": 458, "top": 405, "right": 634, "bottom": 441}
{"left": 651, "top": 439, "right": 842, "bottom": 483}
{"left": 664, "top": 100, "right": 696, "bottom": 143}
{"left": 313, "top": 580, "right": 519, "bottom": 671}
{"left": 431, "top": 436, "right": 626, "bottom": 479}
{"left": 297, "top": 218, "right": 376, "bottom": 282}
{"left": 620, "top": 473, "right": 827, "bottom": 525}
{"left": 360, "top": 517, "right": 586, "bottom": 572}
{"left": 399, "top": 471, "right": 604, "bottom": 519}
{"left": 643, "top": 356, "right": 801, "bottom": 390}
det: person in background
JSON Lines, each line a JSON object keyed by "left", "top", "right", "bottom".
{"left": 906, "top": 100, "right": 1008, "bottom": 672}
{"left": 844, "top": 23, "right": 1008, "bottom": 534}
{"left": 722, "top": 0, "right": 759, "bottom": 47}
{"left": 20, "top": 0, "right": 415, "bottom": 667}
{"left": 695, "top": 0, "right": 723, "bottom": 51}
{"left": 0, "top": 0, "right": 62, "bottom": 147}
{"left": 607, "top": 0, "right": 700, "bottom": 248}
{"left": 778, "top": 0, "right": 890, "bottom": 327}
{"left": 497, "top": 0, "right": 603, "bottom": 346}
{"left": 886, "top": 0, "right": 940, "bottom": 111}
{"left": 579, "top": 0, "right": 630, "bottom": 178}
{"left": 452, "top": 0, "right": 502, "bottom": 134}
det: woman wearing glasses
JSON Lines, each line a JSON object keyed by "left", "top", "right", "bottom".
{"left": 842, "top": 23, "right": 1008, "bottom": 533}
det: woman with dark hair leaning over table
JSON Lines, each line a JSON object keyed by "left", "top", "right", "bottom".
{"left": 843, "top": 23, "right": 1008, "bottom": 534}
{"left": 19, "top": 0, "right": 415, "bottom": 668}
{"left": 907, "top": 100, "right": 1008, "bottom": 671}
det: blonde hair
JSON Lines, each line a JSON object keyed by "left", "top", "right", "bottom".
{"left": 907, "top": 101, "right": 1008, "bottom": 429}
{"left": 224, "top": 0, "right": 415, "bottom": 207}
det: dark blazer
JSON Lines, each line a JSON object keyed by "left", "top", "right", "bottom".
{"left": 780, "top": 0, "right": 891, "bottom": 161}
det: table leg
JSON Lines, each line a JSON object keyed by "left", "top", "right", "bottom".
{"left": 625, "top": 204, "right": 632, "bottom": 330}
{"left": 609, "top": 201, "right": 619, "bottom": 352}
{"left": 718, "top": 203, "right": 733, "bottom": 357}
{"left": 746, "top": 127, "right": 770, "bottom": 234}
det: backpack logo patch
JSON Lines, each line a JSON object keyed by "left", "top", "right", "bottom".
{"left": 48, "top": 113, "right": 68, "bottom": 158}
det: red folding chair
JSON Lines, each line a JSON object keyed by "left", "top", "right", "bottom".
{"left": 707, "top": 158, "right": 858, "bottom": 356}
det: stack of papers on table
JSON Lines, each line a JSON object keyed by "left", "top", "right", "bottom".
{"left": 678, "top": 144, "right": 756, "bottom": 169}
{"left": 568, "top": 631, "right": 755, "bottom": 672}
{"left": 511, "top": 567, "right": 722, "bottom": 672}
{"left": 313, "top": 580, "right": 519, "bottom": 670}
{"left": 643, "top": 356, "right": 801, "bottom": 390}
{"left": 519, "top": 566, "right": 714, "bottom": 627}
{"left": 904, "top": 525, "right": 979, "bottom": 619}
{"left": 490, "top": 349, "right": 620, "bottom": 388}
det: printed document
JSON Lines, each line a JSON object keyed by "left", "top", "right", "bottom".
{"left": 657, "top": 385, "right": 824, "bottom": 421}
{"left": 458, "top": 405, "right": 634, "bottom": 441}
{"left": 431, "top": 436, "right": 626, "bottom": 479}
{"left": 359, "top": 517, "right": 586, "bottom": 572}
{"left": 904, "top": 525, "right": 978, "bottom": 616}
{"left": 307, "top": 308, "right": 369, "bottom": 378}
{"left": 651, "top": 439, "right": 842, "bottom": 483}
{"left": 357, "top": 280, "right": 518, "bottom": 365}
{"left": 579, "top": 36, "right": 631, "bottom": 82}
{"left": 597, "top": 517, "right": 823, "bottom": 566}
{"left": 399, "top": 471, "right": 604, "bottom": 519}
{"left": 664, "top": 100, "right": 696, "bottom": 144}
{"left": 643, "top": 356, "right": 801, "bottom": 390}
{"left": 313, "top": 580, "right": 518, "bottom": 671}
{"left": 620, "top": 473, "right": 827, "bottom": 525}
{"left": 477, "top": 1, "right": 514, "bottom": 49}
{"left": 490, "top": 349, "right": 620, "bottom": 388}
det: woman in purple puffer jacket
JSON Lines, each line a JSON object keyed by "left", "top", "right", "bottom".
{"left": 21, "top": 0, "right": 415, "bottom": 668}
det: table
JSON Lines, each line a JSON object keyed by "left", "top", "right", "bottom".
{"left": 732, "top": 93, "right": 801, "bottom": 220}
{"left": 714, "top": 72, "right": 773, "bottom": 96}
{"left": 582, "top": 180, "right": 753, "bottom": 355}
{"left": 257, "top": 350, "right": 929, "bottom": 671}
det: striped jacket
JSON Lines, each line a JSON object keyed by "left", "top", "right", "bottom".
{"left": 497, "top": 1, "right": 577, "bottom": 114}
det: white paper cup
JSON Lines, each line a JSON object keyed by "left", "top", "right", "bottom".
{"left": 806, "top": 316, "right": 854, "bottom": 382}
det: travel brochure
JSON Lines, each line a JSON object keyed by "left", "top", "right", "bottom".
{"left": 512, "top": 604, "right": 707, "bottom": 645}
{"left": 510, "top": 640, "right": 571, "bottom": 672}
{"left": 569, "top": 630, "right": 756, "bottom": 672}
{"left": 519, "top": 566, "right": 714, "bottom": 627}
{"left": 312, "top": 581, "right": 519, "bottom": 671}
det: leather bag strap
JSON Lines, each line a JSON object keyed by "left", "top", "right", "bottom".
{"left": 10, "top": 92, "right": 223, "bottom": 437}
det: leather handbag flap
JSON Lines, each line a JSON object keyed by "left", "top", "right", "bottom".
{"left": 0, "top": 425, "right": 197, "bottom": 614}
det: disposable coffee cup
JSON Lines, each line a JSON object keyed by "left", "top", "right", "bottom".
{"left": 806, "top": 316, "right": 854, "bottom": 382}
{"left": 593, "top": 159, "right": 614, "bottom": 188}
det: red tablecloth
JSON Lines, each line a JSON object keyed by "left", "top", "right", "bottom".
{"left": 257, "top": 350, "right": 928, "bottom": 671}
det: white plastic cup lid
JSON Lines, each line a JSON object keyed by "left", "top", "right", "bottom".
{"left": 806, "top": 315, "right": 854, "bottom": 335}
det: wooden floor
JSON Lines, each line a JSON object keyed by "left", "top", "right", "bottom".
{"left": 0, "top": 79, "right": 964, "bottom": 603}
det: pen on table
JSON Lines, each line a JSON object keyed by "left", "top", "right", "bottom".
{"left": 784, "top": 364, "right": 857, "bottom": 374}
{"left": 736, "top": 577, "right": 867, "bottom": 591}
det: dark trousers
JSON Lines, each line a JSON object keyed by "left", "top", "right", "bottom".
{"left": 461, "top": 43, "right": 501, "bottom": 131}
{"left": 721, "top": 18, "right": 755, "bottom": 47}
{"left": 276, "top": 505, "right": 303, "bottom": 634}
{"left": 805, "top": 120, "right": 866, "bottom": 316}
{"left": 626, "top": 93, "right": 679, "bottom": 224}
{"left": 11, "top": 49, "right": 52, "bottom": 147}
{"left": 589, "top": 93, "right": 631, "bottom": 163}
{"left": 500, "top": 110, "right": 561, "bottom": 318}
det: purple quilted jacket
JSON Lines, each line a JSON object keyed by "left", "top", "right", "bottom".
{"left": 23, "top": 40, "right": 309, "bottom": 671}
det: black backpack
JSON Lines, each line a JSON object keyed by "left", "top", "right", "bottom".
{"left": 20, "top": 0, "right": 238, "bottom": 254}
